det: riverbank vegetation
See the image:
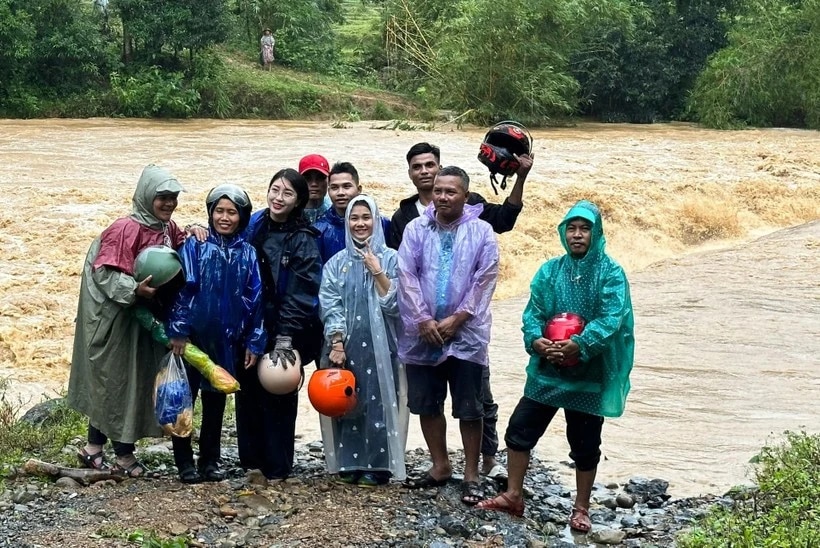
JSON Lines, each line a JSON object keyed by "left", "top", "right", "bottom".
{"left": 0, "top": 0, "right": 817, "bottom": 126}
{"left": 680, "top": 431, "right": 820, "bottom": 547}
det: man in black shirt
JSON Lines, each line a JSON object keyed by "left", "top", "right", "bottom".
{"left": 389, "top": 142, "right": 534, "bottom": 479}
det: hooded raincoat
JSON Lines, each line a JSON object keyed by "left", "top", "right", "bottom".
{"left": 166, "top": 207, "right": 266, "bottom": 389}
{"left": 318, "top": 195, "right": 409, "bottom": 479}
{"left": 397, "top": 203, "right": 499, "bottom": 366}
{"left": 522, "top": 201, "right": 634, "bottom": 418}
{"left": 314, "top": 205, "right": 392, "bottom": 264}
{"left": 66, "top": 165, "right": 186, "bottom": 443}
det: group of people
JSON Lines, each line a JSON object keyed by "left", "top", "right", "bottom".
{"left": 66, "top": 141, "right": 634, "bottom": 533}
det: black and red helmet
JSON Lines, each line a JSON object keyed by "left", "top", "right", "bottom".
{"left": 477, "top": 121, "right": 532, "bottom": 194}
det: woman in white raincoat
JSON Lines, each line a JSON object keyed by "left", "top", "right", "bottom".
{"left": 318, "top": 194, "right": 408, "bottom": 487}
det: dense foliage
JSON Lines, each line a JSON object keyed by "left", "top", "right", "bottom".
{"left": 687, "top": 0, "right": 820, "bottom": 129}
{"left": 0, "top": 0, "right": 815, "bottom": 127}
{"left": 679, "top": 431, "right": 820, "bottom": 547}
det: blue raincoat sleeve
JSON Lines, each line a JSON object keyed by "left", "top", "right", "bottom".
{"left": 572, "top": 263, "right": 631, "bottom": 363}
{"left": 166, "top": 238, "right": 200, "bottom": 339}
{"left": 242, "top": 248, "right": 267, "bottom": 356}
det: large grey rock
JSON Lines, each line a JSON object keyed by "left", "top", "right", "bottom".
{"left": 588, "top": 528, "right": 627, "bottom": 544}
{"left": 18, "top": 398, "right": 64, "bottom": 426}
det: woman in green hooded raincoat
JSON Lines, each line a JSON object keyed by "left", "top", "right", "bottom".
{"left": 476, "top": 200, "right": 634, "bottom": 532}
{"left": 66, "top": 165, "right": 188, "bottom": 478}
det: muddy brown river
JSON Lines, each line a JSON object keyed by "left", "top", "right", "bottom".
{"left": 1, "top": 119, "right": 818, "bottom": 496}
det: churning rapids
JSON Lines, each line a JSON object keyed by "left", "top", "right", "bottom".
{"left": 1, "top": 119, "right": 818, "bottom": 496}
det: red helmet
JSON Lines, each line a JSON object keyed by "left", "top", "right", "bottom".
{"left": 307, "top": 368, "right": 357, "bottom": 418}
{"left": 477, "top": 121, "right": 532, "bottom": 194}
{"left": 544, "top": 313, "right": 585, "bottom": 367}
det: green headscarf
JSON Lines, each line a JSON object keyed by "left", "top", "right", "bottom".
{"left": 130, "top": 165, "right": 185, "bottom": 230}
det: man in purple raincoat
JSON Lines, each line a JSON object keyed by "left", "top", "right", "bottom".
{"left": 397, "top": 166, "right": 500, "bottom": 506}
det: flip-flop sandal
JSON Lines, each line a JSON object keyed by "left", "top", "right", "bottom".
{"left": 569, "top": 506, "right": 592, "bottom": 533}
{"left": 475, "top": 492, "right": 525, "bottom": 517}
{"left": 402, "top": 473, "right": 451, "bottom": 489}
{"left": 112, "top": 460, "right": 151, "bottom": 479}
{"left": 76, "top": 448, "right": 110, "bottom": 471}
{"left": 485, "top": 463, "right": 508, "bottom": 480}
{"left": 461, "top": 480, "right": 484, "bottom": 506}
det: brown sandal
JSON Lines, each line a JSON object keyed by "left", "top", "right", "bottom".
{"left": 569, "top": 506, "right": 592, "bottom": 532}
{"left": 475, "top": 492, "right": 525, "bottom": 517}
{"left": 76, "top": 448, "right": 110, "bottom": 471}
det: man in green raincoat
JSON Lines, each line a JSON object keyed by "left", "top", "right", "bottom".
{"left": 67, "top": 165, "right": 188, "bottom": 478}
{"left": 476, "top": 200, "right": 634, "bottom": 533}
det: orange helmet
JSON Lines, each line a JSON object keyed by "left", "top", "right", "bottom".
{"left": 258, "top": 350, "right": 303, "bottom": 395}
{"left": 307, "top": 368, "right": 357, "bottom": 418}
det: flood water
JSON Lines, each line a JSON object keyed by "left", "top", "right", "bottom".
{"left": 1, "top": 119, "right": 818, "bottom": 496}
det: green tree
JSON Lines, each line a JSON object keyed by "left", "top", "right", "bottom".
{"left": 689, "top": 0, "right": 820, "bottom": 128}
{"left": 571, "top": 0, "right": 730, "bottom": 123}
{"left": 0, "top": 0, "right": 35, "bottom": 102}
{"left": 112, "top": 0, "right": 229, "bottom": 63}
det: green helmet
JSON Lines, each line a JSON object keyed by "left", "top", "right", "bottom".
{"left": 134, "top": 246, "right": 183, "bottom": 288}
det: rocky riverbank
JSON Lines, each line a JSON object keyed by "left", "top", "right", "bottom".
{"left": 0, "top": 426, "right": 736, "bottom": 548}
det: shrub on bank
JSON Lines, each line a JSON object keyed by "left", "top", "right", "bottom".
{"left": 0, "top": 378, "right": 86, "bottom": 474}
{"left": 679, "top": 431, "right": 820, "bottom": 547}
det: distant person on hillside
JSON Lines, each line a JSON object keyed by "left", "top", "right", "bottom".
{"left": 67, "top": 165, "right": 191, "bottom": 479}
{"left": 388, "top": 142, "right": 533, "bottom": 482}
{"left": 260, "top": 28, "right": 275, "bottom": 70}
{"left": 476, "top": 200, "right": 635, "bottom": 533}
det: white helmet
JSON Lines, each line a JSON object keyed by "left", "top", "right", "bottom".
{"left": 258, "top": 350, "right": 303, "bottom": 395}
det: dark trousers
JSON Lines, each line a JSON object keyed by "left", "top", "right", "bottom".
{"left": 234, "top": 360, "right": 299, "bottom": 479}
{"left": 171, "top": 364, "right": 227, "bottom": 470}
{"left": 87, "top": 424, "right": 135, "bottom": 457}
{"left": 481, "top": 366, "right": 499, "bottom": 457}
{"left": 505, "top": 396, "right": 604, "bottom": 471}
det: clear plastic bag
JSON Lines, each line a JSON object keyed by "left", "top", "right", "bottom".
{"left": 154, "top": 352, "right": 194, "bottom": 437}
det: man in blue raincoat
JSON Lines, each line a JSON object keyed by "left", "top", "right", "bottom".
{"left": 476, "top": 200, "right": 634, "bottom": 532}
{"left": 314, "top": 162, "right": 391, "bottom": 263}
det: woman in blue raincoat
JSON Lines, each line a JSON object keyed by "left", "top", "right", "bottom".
{"left": 318, "top": 195, "right": 409, "bottom": 486}
{"left": 167, "top": 184, "right": 266, "bottom": 483}
{"left": 477, "top": 200, "right": 634, "bottom": 532}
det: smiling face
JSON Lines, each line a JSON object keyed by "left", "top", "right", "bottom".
{"left": 408, "top": 152, "right": 440, "bottom": 193}
{"left": 565, "top": 218, "right": 593, "bottom": 257}
{"left": 211, "top": 198, "right": 241, "bottom": 236}
{"left": 348, "top": 203, "right": 374, "bottom": 242}
{"left": 328, "top": 172, "right": 361, "bottom": 216}
{"left": 152, "top": 192, "right": 178, "bottom": 223}
{"left": 267, "top": 177, "right": 298, "bottom": 222}
{"left": 432, "top": 174, "right": 467, "bottom": 223}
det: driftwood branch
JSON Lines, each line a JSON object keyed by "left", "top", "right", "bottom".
{"left": 22, "top": 459, "right": 122, "bottom": 485}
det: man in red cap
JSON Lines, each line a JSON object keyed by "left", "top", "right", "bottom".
{"left": 299, "top": 154, "right": 333, "bottom": 224}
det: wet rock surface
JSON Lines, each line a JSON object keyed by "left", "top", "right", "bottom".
{"left": 0, "top": 440, "right": 731, "bottom": 547}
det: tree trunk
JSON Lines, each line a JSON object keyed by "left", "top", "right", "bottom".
{"left": 21, "top": 459, "right": 122, "bottom": 485}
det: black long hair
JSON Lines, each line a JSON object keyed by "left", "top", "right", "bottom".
{"left": 268, "top": 168, "right": 310, "bottom": 223}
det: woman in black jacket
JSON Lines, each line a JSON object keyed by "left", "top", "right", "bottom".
{"left": 236, "top": 168, "right": 322, "bottom": 479}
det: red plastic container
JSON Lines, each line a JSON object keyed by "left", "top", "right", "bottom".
{"left": 543, "top": 313, "right": 585, "bottom": 366}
